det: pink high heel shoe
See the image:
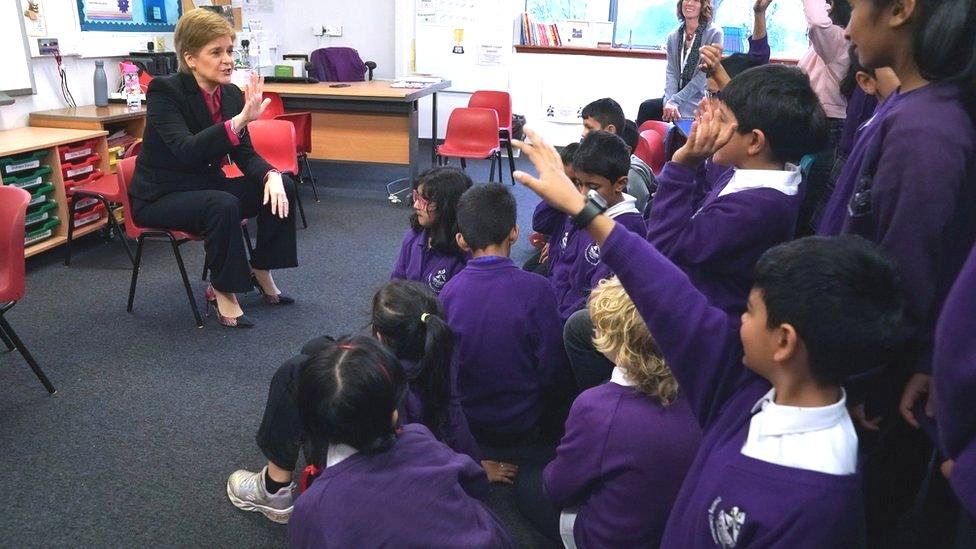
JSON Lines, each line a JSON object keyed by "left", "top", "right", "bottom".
{"left": 205, "top": 285, "right": 254, "bottom": 329}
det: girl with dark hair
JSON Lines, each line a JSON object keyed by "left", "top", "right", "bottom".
{"left": 818, "top": 0, "right": 976, "bottom": 544}
{"left": 288, "top": 336, "right": 514, "bottom": 548}
{"left": 391, "top": 167, "right": 472, "bottom": 294}
{"left": 226, "top": 281, "right": 513, "bottom": 525}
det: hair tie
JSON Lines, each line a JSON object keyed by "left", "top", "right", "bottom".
{"left": 420, "top": 313, "right": 430, "bottom": 324}
{"left": 337, "top": 342, "right": 391, "bottom": 381}
{"left": 337, "top": 343, "right": 355, "bottom": 351}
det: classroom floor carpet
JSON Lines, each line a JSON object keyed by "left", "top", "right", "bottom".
{"left": 0, "top": 144, "right": 558, "bottom": 548}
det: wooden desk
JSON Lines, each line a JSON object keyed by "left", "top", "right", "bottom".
{"left": 0, "top": 127, "right": 111, "bottom": 258}
{"left": 29, "top": 104, "right": 147, "bottom": 139}
{"left": 263, "top": 80, "right": 451, "bottom": 181}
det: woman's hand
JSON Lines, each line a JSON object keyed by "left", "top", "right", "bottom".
{"left": 662, "top": 103, "right": 681, "bottom": 122}
{"left": 482, "top": 460, "right": 518, "bottom": 485}
{"left": 513, "top": 129, "right": 587, "bottom": 216}
{"left": 673, "top": 99, "right": 738, "bottom": 168}
{"left": 232, "top": 72, "right": 271, "bottom": 131}
{"left": 263, "top": 171, "right": 289, "bottom": 219}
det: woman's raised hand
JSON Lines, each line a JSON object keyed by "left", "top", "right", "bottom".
{"left": 235, "top": 72, "right": 271, "bottom": 129}
{"left": 513, "top": 128, "right": 587, "bottom": 216}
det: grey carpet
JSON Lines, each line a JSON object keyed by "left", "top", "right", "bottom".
{"left": 0, "top": 144, "right": 557, "bottom": 548}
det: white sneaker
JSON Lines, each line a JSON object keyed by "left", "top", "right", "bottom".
{"left": 226, "top": 466, "right": 295, "bottom": 524}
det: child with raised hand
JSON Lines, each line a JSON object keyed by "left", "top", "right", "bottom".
{"left": 441, "top": 183, "right": 565, "bottom": 449}
{"left": 391, "top": 166, "right": 472, "bottom": 294}
{"left": 226, "top": 281, "right": 512, "bottom": 525}
{"left": 513, "top": 127, "right": 908, "bottom": 547}
{"left": 289, "top": 336, "right": 514, "bottom": 548}
{"left": 647, "top": 64, "right": 827, "bottom": 316}
{"left": 520, "top": 276, "right": 700, "bottom": 548}
{"left": 696, "top": 0, "right": 773, "bottom": 90}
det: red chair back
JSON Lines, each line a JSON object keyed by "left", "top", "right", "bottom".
{"left": 275, "top": 112, "right": 312, "bottom": 155}
{"left": 438, "top": 108, "right": 501, "bottom": 159}
{"left": 118, "top": 156, "right": 149, "bottom": 240}
{"left": 468, "top": 90, "right": 513, "bottom": 133}
{"left": 639, "top": 130, "right": 667, "bottom": 174}
{"left": 248, "top": 119, "right": 299, "bottom": 175}
{"left": 0, "top": 186, "right": 30, "bottom": 302}
{"left": 639, "top": 120, "right": 671, "bottom": 142}
{"left": 260, "top": 91, "right": 286, "bottom": 120}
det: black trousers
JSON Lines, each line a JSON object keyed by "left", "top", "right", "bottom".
{"left": 132, "top": 174, "right": 298, "bottom": 293}
{"left": 514, "top": 464, "right": 562, "bottom": 545}
{"left": 636, "top": 98, "right": 665, "bottom": 126}
{"left": 564, "top": 309, "right": 613, "bottom": 394}
{"left": 254, "top": 355, "right": 321, "bottom": 471}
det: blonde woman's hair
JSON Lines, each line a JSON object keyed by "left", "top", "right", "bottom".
{"left": 174, "top": 8, "right": 236, "bottom": 73}
{"left": 589, "top": 277, "right": 679, "bottom": 406}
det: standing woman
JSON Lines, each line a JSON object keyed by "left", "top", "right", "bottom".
{"left": 635, "top": 0, "right": 723, "bottom": 125}
{"left": 128, "top": 8, "right": 298, "bottom": 328}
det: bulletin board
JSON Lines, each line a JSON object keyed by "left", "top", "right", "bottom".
{"left": 75, "top": 0, "right": 182, "bottom": 32}
{"left": 410, "top": 0, "right": 519, "bottom": 93}
{"left": 26, "top": 0, "right": 177, "bottom": 57}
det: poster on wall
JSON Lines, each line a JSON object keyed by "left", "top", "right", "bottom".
{"left": 76, "top": 0, "right": 182, "bottom": 32}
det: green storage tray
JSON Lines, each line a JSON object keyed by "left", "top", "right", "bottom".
{"left": 25, "top": 200, "right": 58, "bottom": 226}
{"left": 4, "top": 165, "right": 52, "bottom": 191}
{"left": 24, "top": 217, "right": 60, "bottom": 247}
{"left": 28, "top": 183, "right": 55, "bottom": 207}
{"left": 0, "top": 150, "right": 48, "bottom": 176}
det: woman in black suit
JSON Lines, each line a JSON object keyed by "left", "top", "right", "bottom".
{"left": 128, "top": 8, "right": 297, "bottom": 328}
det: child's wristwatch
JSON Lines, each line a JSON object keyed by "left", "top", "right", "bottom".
{"left": 571, "top": 190, "right": 608, "bottom": 229}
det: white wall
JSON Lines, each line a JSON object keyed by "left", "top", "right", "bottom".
{"left": 0, "top": 56, "right": 124, "bottom": 130}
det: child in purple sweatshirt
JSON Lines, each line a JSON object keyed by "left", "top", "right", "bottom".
{"left": 647, "top": 64, "right": 828, "bottom": 316}
{"left": 441, "top": 184, "right": 566, "bottom": 445}
{"left": 289, "top": 336, "right": 513, "bottom": 548}
{"left": 533, "top": 277, "right": 700, "bottom": 548}
{"left": 513, "top": 127, "right": 908, "bottom": 548}
{"left": 538, "top": 131, "right": 646, "bottom": 322}
{"left": 391, "top": 167, "right": 472, "bottom": 294}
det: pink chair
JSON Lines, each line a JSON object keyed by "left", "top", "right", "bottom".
{"left": 64, "top": 172, "right": 135, "bottom": 266}
{"left": 436, "top": 108, "right": 503, "bottom": 182}
{"left": 260, "top": 91, "right": 318, "bottom": 204}
{"left": 468, "top": 90, "right": 515, "bottom": 184}
{"left": 639, "top": 130, "right": 667, "bottom": 175}
{"left": 118, "top": 156, "right": 205, "bottom": 328}
{"left": 639, "top": 120, "right": 671, "bottom": 142}
{"left": 0, "top": 186, "right": 56, "bottom": 393}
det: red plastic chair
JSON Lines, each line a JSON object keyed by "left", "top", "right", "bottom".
{"left": 248, "top": 118, "right": 308, "bottom": 229}
{"left": 468, "top": 90, "right": 515, "bottom": 184}
{"left": 118, "top": 156, "right": 205, "bottom": 328}
{"left": 639, "top": 130, "right": 667, "bottom": 175}
{"left": 0, "top": 186, "right": 57, "bottom": 395}
{"left": 436, "top": 108, "right": 503, "bottom": 182}
{"left": 0, "top": 186, "right": 56, "bottom": 394}
{"left": 639, "top": 120, "right": 671, "bottom": 142}
{"left": 260, "top": 92, "right": 319, "bottom": 203}
{"left": 64, "top": 172, "right": 135, "bottom": 266}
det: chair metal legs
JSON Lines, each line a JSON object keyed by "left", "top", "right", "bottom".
{"left": 129, "top": 233, "right": 203, "bottom": 329}
{"left": 504, "top": 139, "right": 517, "bottom": 186}
{"left": 65, "top": 194, "right": 135, "bottom": 266}
{"left": 0, "top": 309, "right": 56, "bottom": 394}
{"left": 299, "top": 154, "right": 320, "bottom": 203}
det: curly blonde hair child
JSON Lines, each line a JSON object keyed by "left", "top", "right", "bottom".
{"left": 589, "top": 277, "right": 679, "bottom": 405}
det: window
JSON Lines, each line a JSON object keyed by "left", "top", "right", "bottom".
{"left": 526, "top": 0, "right": 811, "bottom": 59}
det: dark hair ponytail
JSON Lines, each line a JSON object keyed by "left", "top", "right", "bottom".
{"left": 372, "top": 280, "right": 454, "bottom": 439}
{"left": 297, "top": 336, "right": 406, "bottom": 456}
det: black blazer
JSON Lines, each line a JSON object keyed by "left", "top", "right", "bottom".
{"left": 129, "top": 71, "right": 274, "bottom": 201}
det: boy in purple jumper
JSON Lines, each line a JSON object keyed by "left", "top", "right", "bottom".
{"left": 289, "top": 336, "right": 513, "bottom": 548}
{"left": 440, "top": 184, "right": 565, "bottom": 445}
{"left": 514, "top": 127, "right": 908, "bottom": 548}
{"left": 647, "top": 64, "right": 828, "bottom": 316}
{"left": 536, "top": 277, "right": 700, "bottom": 548}
{"left": 542, "top": 131, "right": 646, "bottom": 322}
{"left": 391, "top": 167, "right": 472, "bottom": 294}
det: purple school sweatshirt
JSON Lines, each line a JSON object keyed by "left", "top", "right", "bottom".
{"left": 747, "top": 35, "right": 770, "bottom": 65}
{"left": 289, "top": 424, "right": 514, "bottom": 548}
{"left": 532, "top": 200, "right": 570, "bottom": 273}
{"left": 819, "top": 82, "right": 976, "bottom": 374}
{"left": 934, "top": 245, "right": 976, "bottom": 518}
{"left": 400, "top": 360, "right": 481, "bottom": 463}
{"left": 837, "top": 87, "right": 878, "bottom": 159}
{"left": 600, "top": 224, "right": 865, "bottom": 548}
{"left": 548, "top": 207, "right": 646, "bottom": 322}
{"left": 390, "top": 228, "right": 467, "bottom": 294}
{"left": 440, "top": 256, "right": 566, "bottom": 435}
{"left": 543, "top": 382, "right": 701, "bottom": 548}
{"left": 647, "top": 161, "right": 801, "bottom": 315}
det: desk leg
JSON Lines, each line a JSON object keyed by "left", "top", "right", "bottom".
{"left": 431, "top": 92, "right": 438, "bottom": 166}
{"left": 409, "top": 100, "right": 420, "bottom": 185}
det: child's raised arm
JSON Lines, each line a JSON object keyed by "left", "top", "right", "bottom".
{"left": 514, "top": 130, "right": 748, "bottom": 425}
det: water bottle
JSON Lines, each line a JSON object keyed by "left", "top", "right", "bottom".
{"left": 93, "top": 60, "right": 108, "bottom": 107}
{"left": 122, "top": 62, "right": 141, "bottom": 108}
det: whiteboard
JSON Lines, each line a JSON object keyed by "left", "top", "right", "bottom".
{"left": 1, "top": 0, "right": 36, "bottom": 95}
{"left": 410, "top": 0, "right": 519, "bottom": 93}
